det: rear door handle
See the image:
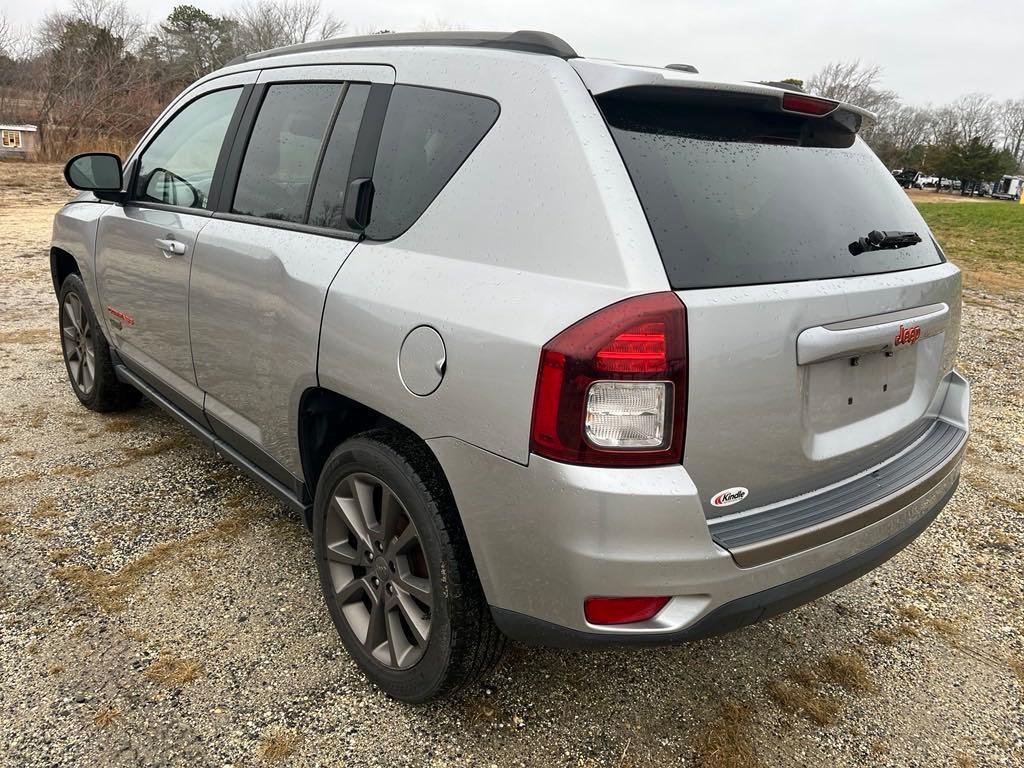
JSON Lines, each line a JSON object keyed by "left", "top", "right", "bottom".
{"left": 154, "top": 238, "right": 187, "bottom": 257}
{"left": 796, "top": 303, "right": 949, "bottom": 365}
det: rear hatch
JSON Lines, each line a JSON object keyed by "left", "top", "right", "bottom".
{"left": 579, "top": 64, "right": 961, "bottom": 517}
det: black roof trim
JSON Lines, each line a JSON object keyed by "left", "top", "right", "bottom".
{"left": 228, "top": 30, "right": 578, "bottom": 66}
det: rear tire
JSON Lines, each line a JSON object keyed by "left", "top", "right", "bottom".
{"left": 312, "top": 429, "right": 505, "bottom": 702}
{"left": 58, "top": 274, "right": 141, "bottom": 412}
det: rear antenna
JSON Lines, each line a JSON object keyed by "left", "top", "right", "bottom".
{"left": 665, "top": 63, "right": 699, "bottom": 74}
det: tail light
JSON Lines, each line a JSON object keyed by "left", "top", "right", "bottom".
{"left": 529, "top": 292, "right": 687, "bottom": 467}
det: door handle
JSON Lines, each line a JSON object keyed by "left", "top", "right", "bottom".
{"left": 154, "top": 238, "right": 187, "bottom": 257}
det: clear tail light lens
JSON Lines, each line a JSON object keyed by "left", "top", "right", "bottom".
{"left": 530, "top": 292, "right": 687, "bottom": 467}
{"left": 585, "top": 381, "right": 670, "bottom": 449}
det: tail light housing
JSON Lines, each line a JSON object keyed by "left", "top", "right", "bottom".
{"left": 529, "top": 292, "right": 687, "bottom": 467}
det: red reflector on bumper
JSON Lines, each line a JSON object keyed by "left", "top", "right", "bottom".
{"left": 584, "top": 596, "right": 670, "bottom": 625}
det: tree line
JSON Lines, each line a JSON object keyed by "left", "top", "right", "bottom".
{"left": 0, "top": 0, "right": 349, "bottom": 159}
{"left": 1, "top": 0, "right": 1023, "bottom": 181}
{"left": 801, "top": 60, "right": 1023, "bottom": 189}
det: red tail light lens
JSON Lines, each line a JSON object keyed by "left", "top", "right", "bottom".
{"left": 595, "top": 321, "right": 667, "bottom": 373}
{"left": 585, "top": 596, "right": 670, "bottom": 625}
{"left": 781, "top": 92, "right": 839, "bottom": 116}
{"left": 529, "top": 292, "right": 687, "bottom": 467}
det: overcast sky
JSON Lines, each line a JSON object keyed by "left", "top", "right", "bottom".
{"left": 5, "top": 0, "right": 1022, "bottom": 105}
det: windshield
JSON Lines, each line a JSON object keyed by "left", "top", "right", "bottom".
{"left": 599, "top": 94, "right": 944, "bottom": 289}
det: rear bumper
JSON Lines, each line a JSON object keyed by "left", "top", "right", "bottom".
{"left": 428, "top": 371, "right": 969, "bottom": 646}
{"left": 490, "top": 478, "right": 957, "bottom": 646}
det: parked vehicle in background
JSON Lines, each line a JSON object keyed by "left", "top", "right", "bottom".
{"left": 50, "top": 30, "right": 969, "bottom": 703}
{"left": 892, "top": 168, "right": 923, "bottom": 188}
{"left": 991, "top": 175, "right": 1024, "bottom": 200}
{"left": 918, "top": 175, "right": 939, "bottom": 188}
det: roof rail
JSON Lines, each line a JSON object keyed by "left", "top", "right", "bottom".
{"left": 228, "top": 30, "right": 578, "bottom": 66}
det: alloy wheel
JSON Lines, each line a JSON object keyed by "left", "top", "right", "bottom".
{"left": 323, "top": 472, "right": 433, "bottom": 669}
{"left": 60, "top": 292, "right": 94, "bottom": 396}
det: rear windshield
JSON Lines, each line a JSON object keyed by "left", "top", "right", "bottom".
{"left": 599, "top": 93, "right": 943, "bottom": 289}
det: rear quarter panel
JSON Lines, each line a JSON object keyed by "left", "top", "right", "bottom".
{"left": 317, "top": 48, "right": 669, "bottom": 463}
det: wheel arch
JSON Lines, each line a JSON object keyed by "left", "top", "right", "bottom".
{"left": 50, "top": 247, "right": 81, "bottom": 295}
{"left": 298, "top": 386, "right": 424, "bottom": 499}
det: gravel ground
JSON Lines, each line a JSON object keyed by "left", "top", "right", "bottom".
{"left": 1, "top": 164, "right": 1022, "bottom": 768}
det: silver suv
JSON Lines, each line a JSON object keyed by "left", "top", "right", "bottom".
{"left": 52, "top": 31, "right": 969, "bottom": 702}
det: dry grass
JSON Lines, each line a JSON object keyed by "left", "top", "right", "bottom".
{"left": 31, "top": 497, "right": 59, "bottom": 519}
{"left": 104, "top": 416, "right": 139, "bottom": 433}
{"left": 93, "top": 707, "right": 122, "bottom": 727}
{"left": 54, "top": 507, "right": 251, "bottom": 611}
{"left": 48, "top": 547, "right": 76, "bottom": 564}
{"left": 767, "top": 680, "right": 841, "bottom": 726}
{"left": 868, "top": 628, "right": 898, "bottom": 646}
{"left": 955, "top": 752, "right": 978, "bottom": 768}
{"left": 145, "top": 654, "right": 203, "bottom": 687}
{"left": 0, "top": 328, "right": 52, "bottom": 345}
{"left": 124, "top": 628, "right": 149, "bottom": 643}
{"left": 126, "top": 435, "right": 188, "bottom": 458}
{"left": 868, "top": 738, "right": 890, "bottom": 755}
{"left": 767, "top": 651, "right": 874, "bottom": 726}
{"left": 0, "top": 515, "right": 13, "bottom": 535}
{"left": 898, "top": 604, "right": 925, "bottom": 621}
{"left": 820, "top": 653, "right": 873, "bottom": 692}
{"left": 257, "top": 728, "right": 301, "bottom": 763}
{"left": 1009, "top": 657, "right": 1024, "bottom": 683}
{"left": 93, "top": 540, "right": 112, "bottom": 557}
{"left": 692, "top": 700, "right": 761, "bottom": 768}
{"left": 924, "top": 617, "right": 962, "bottom": 635}
{"left": 26, "top": 408, "right": 48, "bottom": 429}
{"left": 0, "top": 470, "right": 42, "bottom": 488}
{"left": 48, "top": 433, "right": 190, "bottom": 481}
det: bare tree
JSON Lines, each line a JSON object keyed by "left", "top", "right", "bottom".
{"left": 416, "top": 17, "right": 465, "bottom": 32}
{"left": 997, "top": 98, "right": 1024, "bottom": 167}
{"left": 68, "top": 0, "right": 145, "bottom": 46}
{"left": 0, "top": 12, "right": 13, "bottom": 57}
{"left": 233, "top": 0, "right": 345, "bottom": 53}
{"left": 947, "top": 93, "right": 998, "bottom": 144}
{"left": 32, "top": 6, "right": 155, "bottom": 159}
{"left": 806, "top": 60, "right": 898, "bottom": 114}
{"left": 875, "top": 104, "right": 934, "bottom": 159}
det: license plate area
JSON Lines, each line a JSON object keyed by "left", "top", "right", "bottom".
{"left": 801, "top": 335, "right": 944, "bottom": 460}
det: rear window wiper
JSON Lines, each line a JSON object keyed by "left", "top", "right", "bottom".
{"left": 849, "top": 229, "right": 922, "bottom": 255}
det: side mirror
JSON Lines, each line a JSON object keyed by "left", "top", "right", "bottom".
{"left": 64, "top": 152, "right": 125, "bottom": 202}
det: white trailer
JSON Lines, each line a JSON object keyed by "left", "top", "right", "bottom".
{"left": 991, "top": 175, "right": 1024, "bottom": 200}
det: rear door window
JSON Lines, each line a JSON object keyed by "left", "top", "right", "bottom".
{"left": 232, "top": 82, "right": 342, "bottom": 223}
{"left": 307, "top": 84, "right": 371, "bottom": 230}
{"left": 366, "top": 86, "right": 499, "bottom": 240}
{"left": 599, "top": 92, "right": 943, "bottom": 289}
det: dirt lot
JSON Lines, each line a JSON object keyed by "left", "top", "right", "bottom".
{"left": 1, "top": 163, "right": 1022, "bottom": 767}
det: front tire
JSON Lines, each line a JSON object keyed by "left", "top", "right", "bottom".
{"left": 312, "top": 429, "right": 505, "bottom": 702}
{"left": 58, "top": 274, "right": 140, "bottom": 412}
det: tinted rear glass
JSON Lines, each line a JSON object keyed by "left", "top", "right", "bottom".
{"left": 232, "top": 82, "right": 341, "bottom": 223}
{"left": 366, "top": 85, "right": 499, "bottom": 240}
{"left": 308, "top": 83, "right": 370, "bottom": 230}
{"left": 599, "top": 94, "right": 943, "bottom": 289}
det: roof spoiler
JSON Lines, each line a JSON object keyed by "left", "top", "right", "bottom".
{"left": 571, "top": 59, "right": 876, "bottom": 127}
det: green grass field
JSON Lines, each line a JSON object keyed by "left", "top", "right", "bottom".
{"left": 915, "top": 201, "right": 1024, "bottom": 268}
